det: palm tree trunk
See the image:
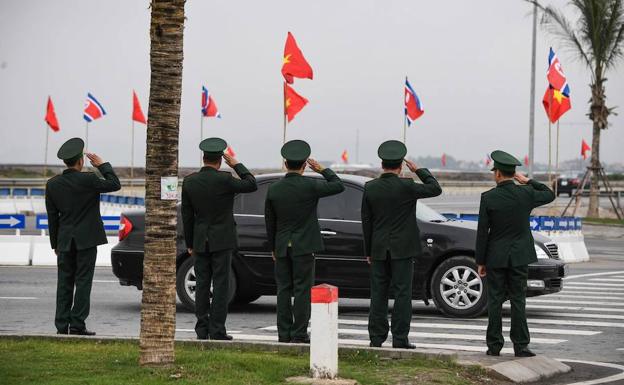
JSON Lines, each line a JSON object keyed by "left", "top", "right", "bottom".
{"left": 139, "top": 0, "right": 185, "bottom": 367}
{"left": 587, "top": 77, "right": 607, "bottom": 218}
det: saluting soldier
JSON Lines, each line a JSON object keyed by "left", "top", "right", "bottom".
{"left": 265, "top": 140, "right": 345, "bottom": 343}
{"left": 362, "top": 140, "right": 442, "bottom": 349}
{"left": 476, "top": 150, "right": 555, "bottom": 357}
{"left": 182, "top": 137, "right": 257, "bottom": 340}
{"left": 45, "top": 138, "right": 121, "bottom": 335}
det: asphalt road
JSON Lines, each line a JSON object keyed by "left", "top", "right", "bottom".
{"left": 1, "top": 233, "right": 623, "bottom": 383}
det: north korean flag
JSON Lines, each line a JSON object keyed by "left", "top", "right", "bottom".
{"left": 201, "top": 86, "right": 221, "bottom": 118}
{"left": 404, "top": 79, "right": 424, "bottom": 126}
{"left": 83, "top": 93, "right": 106, "bottom": 122}
{"left": 547, "top": 47, "right": 567, "bottom": 91}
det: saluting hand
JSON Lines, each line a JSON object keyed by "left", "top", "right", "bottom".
{"left": 404, "top": 159, "right": 419, "bottom": 173}
{"left": 223, "top": 154, "right": 239, "bottom": 168}
{"left": 514, "top": 172, "right": 530, "bottom": 185}
{"left": 85, "top": 153, "right": 104, "bottom": 167}
{"left": 307, "top": 158, "right": 324, "bottom": 173}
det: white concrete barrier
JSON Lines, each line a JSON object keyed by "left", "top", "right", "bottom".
{"left": 310, "top": 284, "right": 339, "bottom": 380}
{"left": 0, "top": 235, "right": 32, "bottom": 265}
{"left": 539, "top": 231, "right": 590, "bottom": 263}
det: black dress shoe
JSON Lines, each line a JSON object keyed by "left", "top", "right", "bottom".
{"left": 486, "top": 350, "right": 500, "bottom": 356}
{"left": 278, "top": 337, "right": 291, "bottom": 343}
{"left": 69, "top": 328, "right": 96, "bottom": 336}
{"left": 369, "top": 342, "right": 382, "bottom": 348}
{"left": 57, "top": 328, "right": 68, "bottom": 335}
{"left": 291, "top": 336, "right": 310, "bottom": 344}
{"left": 210, "top": 334, "right": 233, "bottom": 341}
{"left": 197, "top": 335, "right": 209, "bottom": 340}
{"left": 392, "top": 342, "right": 416, "bottom": 349}
{"left": 515, "top": 349, "right": 536, "bottom": 357}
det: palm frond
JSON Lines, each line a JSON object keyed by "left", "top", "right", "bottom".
{"left": 604, "top": 0, "right": 624, "bottom": 69}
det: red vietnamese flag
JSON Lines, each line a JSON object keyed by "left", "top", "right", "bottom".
{"left": 284, "top": 83, "right": 308, "bottom": 122}
{"left": 281, "top": 32, "right": 313, "bottom": 84}
{"left": 441, "top": 153, "right": 447, "bottom": 167}
{"left": 581, "top": 139, "right": 591, "bottom": 160}
{"left": 542, "top": 86, "right": 571, "bottom": 123}
{"left": 132, "top": 90, "right": 147, "bottom": 124}
{"left": 341, "top": 150, "right": 349, "bottom": 164}
{"left": 226, "top": 146, "right": 236, "bottom": 157}
{"left": 44, "top": 96, "right": 60, "bottom": 132}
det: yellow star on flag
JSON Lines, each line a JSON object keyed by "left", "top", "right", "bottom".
{"left": 553, "top": 89, "right": 564, "bottom": 103}
{"left": 285, "top": 98, "right": 291, "bottom": 108}
{"left": 283, "top": 54, "right": 291, "bottom": 65}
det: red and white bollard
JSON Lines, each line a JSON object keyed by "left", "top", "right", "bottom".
{"left": 310, "top": 284, "right": 339, "bottom": 379}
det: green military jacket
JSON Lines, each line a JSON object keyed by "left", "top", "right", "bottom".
{"left": 182, "top": 163, "right": 257, "bottom": 253}
{"left": 45, "top": 163, "right": 121, "bottom": 252}
{"left": 362, "top": 168, "right": 442, "bottom": 260}
{"left": 265, "top": 169, "right": 344, "bottom": 258}
{"left": 475, "top": 179, "right": 555, "bottom": 268}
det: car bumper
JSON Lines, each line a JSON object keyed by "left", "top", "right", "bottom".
{"left": 111, "top": 247, "right": 144, "bottom": 289}
{"left": 527, "top": 258, "right": 567, "bottom": 295}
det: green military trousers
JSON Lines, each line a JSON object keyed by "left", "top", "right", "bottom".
{"left": 55, "top": 242, "right": 97, "bottom": 333}
{"left": 274, "top": 250, "right": 315, "bottom": 342}
{"left": 486, "top": 264, "right": 530, "bottom": 354}
{"left": 194, "top": 249, "right": 232, "bottom": 339}
{"left": 368, "top": 254, "right": 414, "bottom": 346}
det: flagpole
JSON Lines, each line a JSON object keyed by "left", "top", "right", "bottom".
{"left": 282, "top": 82, "right": 287, "bottom": 170}
{"left": 85, "top": 121, "right": 89, "bottom": 152}
{"left": 43, "top": 125, "right": 49, "bottom": 178}
{"left": 200, "top": 114, "right": 204, "bottom": 167}
{"left": 403, "top": 76, "right": 407, "bottom": 144}
{"left": 131, "top": 120, "right": 135, "bottom": 179}
{"left": 355, "top": 128, "right": 360, "bottom": 163}
{"left": 554, "top": 120, "right": 560, "bottom": 198}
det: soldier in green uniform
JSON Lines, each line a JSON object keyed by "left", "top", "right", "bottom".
{"left": 475, "top": 150, "right": 555, "bottom": 357}
{"left": 265, "top": 140, "right": 345, "bottom": 343}
{"left": 362, "top": 140, "right": 442, "bottom": 349}
{"left": 182, "top": 137, "right": 257, "bottom": 340}
{"left": 45, "top": 137, "right": 121, "bottom": 335}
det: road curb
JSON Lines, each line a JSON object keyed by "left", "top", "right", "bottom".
{"left": 1, "top": 333, "right": 573, "bottom": 382}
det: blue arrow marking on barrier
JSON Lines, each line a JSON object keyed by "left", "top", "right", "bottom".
{"left": 0, "top": 214, "right": 26, "bottom": 229}
{"left": 575, "top": 217, "right": 582, "bottom": 230}
{"left": 102, "top": 216, "right": 121, "bottom": 231}
{"left": 36, "top": 214, "right": 49, "bottom": 229}
{"left": 539, "top": 216, "right": 555, "bottom": 231}
{"left": 529, "top": 217, "right": 540, "bottom": 231}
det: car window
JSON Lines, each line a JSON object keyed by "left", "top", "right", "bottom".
{"left": 318, "top": 185, "right": 362, "bottom": 221}
{"left": 235, "top": 182, "right": 271, "bottom": 215}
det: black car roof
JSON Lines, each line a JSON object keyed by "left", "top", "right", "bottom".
{"left": 255, "top": 172, "right": 372, "bottom": 186}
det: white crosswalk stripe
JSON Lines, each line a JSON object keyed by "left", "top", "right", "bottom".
{"left": 588, "top": 278, "right": 624, "bottom": 283}
{"left": 520, "top": 304, "right": 624, "bottom": 314}
{"left": 527, "top": 298, "right": 624, "bottom": 306}
{"left": 564, "top": 282, "right": 624, "bottom": 288}
{"left": 545, "top": 294, "right": 624, "bottom": 301}
{"left": 564, "top": 286, "right": 624, "bottom": 292}
{"left": 558, "top": 291, "right": 624, "bottom": 297}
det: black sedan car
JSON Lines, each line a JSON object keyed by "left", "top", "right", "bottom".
{"left": 112, "top": 173, "right": 566, "bottom": 318}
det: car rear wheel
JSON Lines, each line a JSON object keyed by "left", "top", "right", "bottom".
{"left": 176, "top": 256, "right": 237, "bottom": 312}
{"left": 430, "top": 256, "right": 487, "bottom": 318}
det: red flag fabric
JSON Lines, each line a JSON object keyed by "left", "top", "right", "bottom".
{"left": 581, "top": 139, "right": 591, "bottom": 160}
{"left": 341, "top": 150, "right": 349, "bottom": 164}
{"left": 441, "top": 153, "right": 447, "bottom": 167}
{"left": 524, "top": 155, "right": 529, "bottom": 166}
{"left": 45, "top": 96, "right": 60, "bottom": 132}
{"left": 281, "top": 32, "right": 313, "bottom": 84}
{"left": 542, "top": 86, "right": 571, "bottom": 123}
{"left": 284, "top": 83, "right": 308, "bottom": 122}
{"left": 132, "top": 90, "right": 147, "bottom": 124}
{"left": 547, "top": 48, "right": 568, "bottom": 91}
{"left": 226, "top": 146, "right": 236, "bottom": 158}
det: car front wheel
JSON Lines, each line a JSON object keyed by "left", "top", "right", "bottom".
{"left": 176, "top": 256, "right": 237, "bottom": 312}
{"left": 430, "top": 256, "right": 487, "bottom": 318}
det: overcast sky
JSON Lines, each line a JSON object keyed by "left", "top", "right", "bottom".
{"left": 0, "top": 0, "right": 622, "bottom": 168}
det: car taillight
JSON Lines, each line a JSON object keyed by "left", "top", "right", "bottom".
{"left": 119, "top": 215, "right": 133, "bottom": 241}
{"left": 571, "top": 178, "right": 579, "bottom": 185}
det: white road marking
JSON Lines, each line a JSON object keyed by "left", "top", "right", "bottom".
{"left": 563, "top": 282, "right": 624, "bottom": 288}
{"left": 331, "top": 319, "right": 599, "bottom": 336}
{"left": 612, "top": 276, "right": 624, "bottom": 279}
{"left": 564, "top": 270, "right": 624, "bottom": 281}
{"left": 526, "top": 311, "right": 624, "bottom": 321}
{"left": 527, "top": 298, "right": 624, "bottom": 307}
{"left": 548, "top": 294, "right": 624, "bottom": 301}
{"left": 564, "top": 286, "right": 624, "bottom": 292}
{"left": 411, "top": 315, "right": 624, "bottom": 328}
{"left": 0, "top": 296, "right": 37, "bottom": 300}
{"left": 560, "top": 291, "right": 624, "bottom": 297}
{"left": 260, "top": 325, "right": 565, "bottom": 344}
{"left": 588, "top": 278, "right": 624, "bottom": 283}
{"left": 175, "top": 329, "right": 240, "bottom": 334}
{"left": 93, "top": 280, "right": 118, "bottom": 283}
{"left": 556, "top": 359, "right": 624, "bottom": 385}
{"left": 521, "top": 304, "right": 624, "bottom": 313}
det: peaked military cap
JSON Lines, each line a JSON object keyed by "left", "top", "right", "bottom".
{"left": 490, "top": 150, "right": 521, "bottom": 173}
{"left": 377, "top": 140, "right": 407, "bottom": 161}
{"left": 281, "top": 140, "right": 311, "bottom": 162}
{"left": 57, "top": 137, "right": 85, "bottom": 160}
{"left": 199, "top": 137, "right": 227, "bottom": 155}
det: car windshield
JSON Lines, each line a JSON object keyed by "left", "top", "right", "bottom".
{"left": 416, "top": 202, "right": 448, "bottom": 222}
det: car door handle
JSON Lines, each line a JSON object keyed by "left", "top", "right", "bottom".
{"left": 321, "top": 230, "right": 337, "bottom": 236}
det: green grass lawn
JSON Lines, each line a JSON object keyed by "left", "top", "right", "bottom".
{"left": 0, "top": 338, "right": 494, "bottom": 385}
{"left": 583, "top": 217, "right": 624, "bottom": 226}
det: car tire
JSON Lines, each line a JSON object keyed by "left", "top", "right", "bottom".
{"left": 175, "top": 256, "right": 237, "bottom": 312}
{"left": 430, "top": 256, "right": 487, "bottom": 318}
